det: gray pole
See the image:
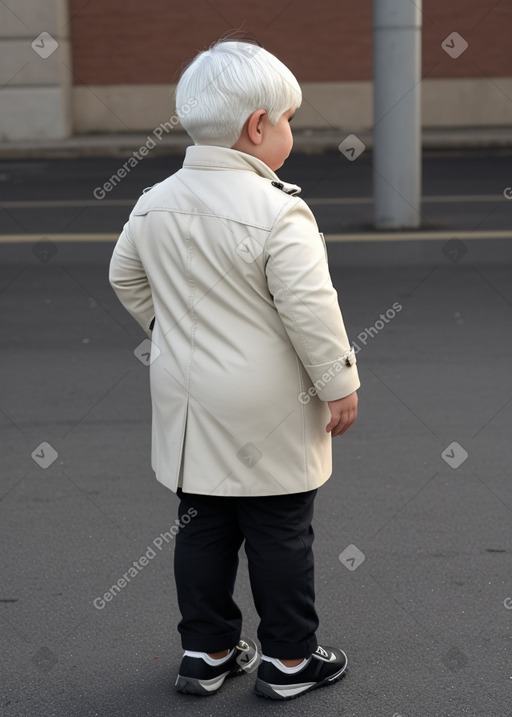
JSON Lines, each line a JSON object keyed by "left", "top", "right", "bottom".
{"left": 373, "top": 0, "right": 422, "bottom": 229}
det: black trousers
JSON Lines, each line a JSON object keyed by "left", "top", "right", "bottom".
{"left": 174, "top": 487, "right": 319, "bottom": 659}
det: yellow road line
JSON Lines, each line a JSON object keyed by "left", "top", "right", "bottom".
{"left": 307, "top": 194, "right": 503, "bottom": 206}
{"left": 1, "top": 230, "right": 512, "bottom": 244}
{"left": 325, "top": 230, "right": 512, "bottom": 242}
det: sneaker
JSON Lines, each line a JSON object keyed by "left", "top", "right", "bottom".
{"left": 175, "top": 637, "right": 260, "bottom": 696}
{"left": 254, "top": 645, "right": 347, "bottom": 700}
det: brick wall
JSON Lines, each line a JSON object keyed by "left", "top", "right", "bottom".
{"left": 69, "top": 0, "right": 512, "bottom": 86}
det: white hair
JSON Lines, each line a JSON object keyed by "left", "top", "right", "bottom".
{"left": 175, "top": 40, "right": 302, "bottom": 148}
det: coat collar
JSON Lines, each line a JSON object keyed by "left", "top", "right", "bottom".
{"left": 183, "top": 145, "right": 302, "bottom": 196}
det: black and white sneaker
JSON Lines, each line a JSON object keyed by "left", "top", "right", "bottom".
{"left": 254, "top": 645, "right": 347, "bottom": 700}
{"left": 175, "top": 638, "right": 260, "bottom": 696}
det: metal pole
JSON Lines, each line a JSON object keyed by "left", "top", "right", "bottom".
{"left": 373, "top": 0, "right": 422, "bottom": 229}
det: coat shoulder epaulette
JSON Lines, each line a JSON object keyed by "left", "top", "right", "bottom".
{"left": 270, "top": 180, "right": 301, "bottom": 196}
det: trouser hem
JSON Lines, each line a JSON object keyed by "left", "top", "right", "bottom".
{"left": 180, "top": 630, "right": 240, "bottom": 653}
{"left": 260, "top": 637, "right": 318, "bottom": 660}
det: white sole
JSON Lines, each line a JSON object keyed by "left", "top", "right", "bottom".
{"left": 254, "top": 652, "right": 348, "bottom": 700}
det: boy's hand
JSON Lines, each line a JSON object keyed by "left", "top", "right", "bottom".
{"left": 326, "top": 391, "right": 358, "bottom": 437}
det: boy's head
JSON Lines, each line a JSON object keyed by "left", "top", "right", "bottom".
{"left": 175, "top": 39, "right": 302, "bottom": 170}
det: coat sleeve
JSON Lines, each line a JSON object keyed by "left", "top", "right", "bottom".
{"left": 109, "top": 220, "right": 155, "bottom": 338}
{"left": 264, "top": 199, "right": 360, "bottom": 401}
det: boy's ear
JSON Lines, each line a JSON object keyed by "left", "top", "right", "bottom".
{"left": 246, "top": 109, "right": 267, "bottom": 145}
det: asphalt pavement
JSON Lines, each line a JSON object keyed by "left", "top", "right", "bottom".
{"left": 1, "top": 150, "right": 512, "bottom": 717}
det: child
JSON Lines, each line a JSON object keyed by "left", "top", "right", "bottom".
{"left": 109, "top": 37, "right": 360, "bottom": 701}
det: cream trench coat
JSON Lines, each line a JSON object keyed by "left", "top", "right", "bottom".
{"left": 109, "top": 145, "right": 360, "bottom": 497}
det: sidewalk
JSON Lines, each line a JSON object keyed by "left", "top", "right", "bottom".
{"left": 0, "top": 126, "right": 511, "bottom": 159}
